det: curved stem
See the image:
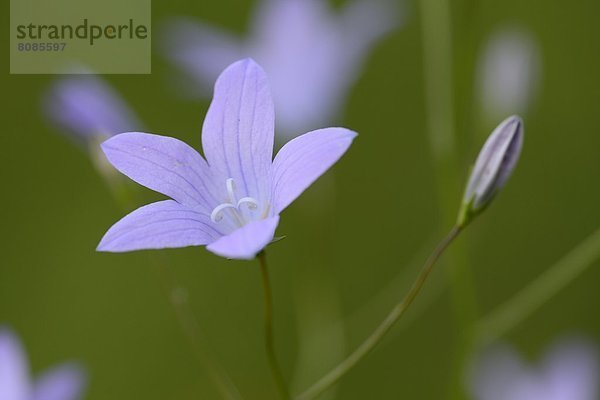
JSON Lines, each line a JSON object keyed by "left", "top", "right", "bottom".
{"left": 258, "top": 251, "right": 290, "bottom": 400}
{"left": 476, "top": 226, "right": 600, "bottom": 343}
{"left": 295, "top": 226, "right": 463, "bottom": 400}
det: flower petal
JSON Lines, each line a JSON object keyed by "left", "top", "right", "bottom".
{"left": 0, "top": 328, "right": 31, "bottom": 400}
{"left": 97, "top": 200, "right": 221, "bottom": 252}
{"left": 544, "top": 338, "right": 600, "bottom": 400}
{"left": 468, "top": 344, "right": 531, "bottom": 400}
{"left": 102, "top": 132, "right": 219, "bottom": 212}
{"left": 202, "top": 59, "right": 274, "bottom": 205}
{"left": 206, "top": 216, "right": 279, "bottom": 260}
{"left": 271, "top": 127, "right": 357, "bottom": 214}
{"left": 160, "top": 18, "right": 243, "bottom": 95}
{"left": 33, "top": 363, "right": 85, "bottom": 400}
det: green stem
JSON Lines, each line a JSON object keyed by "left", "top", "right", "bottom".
{"left": 420, "top": 0, "right": 456, "bottom": 164}
{"left": 295, "top": 226, "right": 464, "bottom": 400}
{"left": 420, "top": 1, "right": 476, "bottom": 398}
{"left": 476, "top": 226, "right": 600, "bottom": 343}
{"left": 154, "top": 254, "right": 243, "bottom": 400}
{"left": 258, "top": 252, "right": 290, "bottom": 400}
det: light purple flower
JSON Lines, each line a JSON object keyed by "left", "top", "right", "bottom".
{"left": 469, "top": 338, "right": 600, "bottom": 400}
{"left": 97, "top": 59, "right": 357, "bottom": 260}
{"left": 43, "top": 74, "right": 140, "bottom": 143}
{"left": 160, "top": 0, "right": 399, "bottom": 138}
{"left": 0, "top": 328, "right": 85, "bottom": 400}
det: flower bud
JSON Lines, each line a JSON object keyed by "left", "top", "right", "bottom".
{"left": 457, "top": 115, "right": 523, "bottom": 227}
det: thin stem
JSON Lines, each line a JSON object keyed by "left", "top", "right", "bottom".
{"left": 476, "top": 226, "right": 600, "bottom": 344}
{"left": 258, "top": 251, "right": 290, "bottom": 400}
{"left": 295, "top": 226, "right": 463, "bottom": 400}
{"left": 420, "top": 0, "right": 456, "bottom": 164}
{"left": 153, "top": 254, "right": 243, "bottom": 400}
{"left": 420, "top": 1, "right": 476, "bottom": 398}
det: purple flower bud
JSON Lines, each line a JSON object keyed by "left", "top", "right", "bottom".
{"left": 458, "top": 115, "right": 523, "bottom": 227}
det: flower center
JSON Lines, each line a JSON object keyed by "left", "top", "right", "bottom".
{"left": 210, "top": 178, "right": 260, "bottom": 227}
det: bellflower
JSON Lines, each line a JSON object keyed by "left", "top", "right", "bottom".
{"left": 469, "top": 338, "right": 599, "bottom": 400}
{"left": 160, "top": 0, "right": 399, "bottom": 138}
{"left": 0, "top": 328, "right": 85, "bottom": 400}
{"left": 457, "top": 115, "right": 523, "bottom": 227}
{"left": 43, "top": 75, "right": 142, "bottom": 180}
{"left": 43, "top": 74, "right": 141, "bottom": 143}
{"left": 97, "top": 59, "right": 357, "bottom": 260}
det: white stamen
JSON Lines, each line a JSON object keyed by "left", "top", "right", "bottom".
{"left": 210, "top": 178, "right": 261, "bottom": 227}
{"left": 237, "top": 197, "right": 259, "bottom": 210}
{"left": 210, "top": 203, "right": 237, "bottom": 223}
{"left": 226, "top": 178, "right": 236, "bottom": 203}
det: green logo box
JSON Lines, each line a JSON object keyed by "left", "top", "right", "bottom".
{"left": 10, "top": 0, "right": 151, "bottom": 74}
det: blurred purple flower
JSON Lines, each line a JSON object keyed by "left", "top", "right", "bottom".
{"left": 476, "top": 27, "right": 541, "bottom": 121}
{"left": 97, "top": 59, "right": 357, "bottom": 260}
{"left": 43, "top": 75, "right": 141, "bottom": 144}
{"left": 161, "top": 0, "right": 399, "bottom": 139}
{"left": 469, "top": 338, "right": 599, "bottom": 400}
{"left": 0, "top": 328, "right": 85, "bottom": 400}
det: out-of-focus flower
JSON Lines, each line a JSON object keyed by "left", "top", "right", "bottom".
{"left": 0, "top": 328, "right": 85, "bottom": 400}
{"left": 161, "top": 0, "right": 399, "bottom": 139}
{"left": 468, "top": 338, "right": 599, "bottom": 400}
{"left": 476, "top": 27, "right": 541, "bottom": 121}
{"left": 457, "top": 115, "right": 523, "bottom": 227}
{"left": 43, "top": 75, "right": 141, "bottom": 144}
{"left": 97, "top": 59, "right": 357, "bottom": 260}
{"left": 43, "top": 74, "right": 142, "bottom": 181}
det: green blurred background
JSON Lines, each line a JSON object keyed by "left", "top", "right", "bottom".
{"left": 1, "top": 0, "right": 599, "bottom": 399}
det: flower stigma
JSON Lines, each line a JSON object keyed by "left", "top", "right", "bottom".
{"left": 210, "top": 178, "right": 260, "bottom": 227}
